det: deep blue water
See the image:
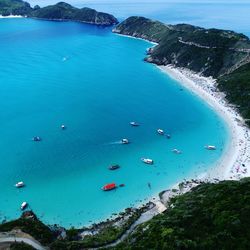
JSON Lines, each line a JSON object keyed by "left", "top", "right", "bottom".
{"left": 0, "top": 18, "right": 229, "bottom": 227}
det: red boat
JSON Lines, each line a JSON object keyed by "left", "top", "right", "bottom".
{"left": 102, "top": 183, "right": 116, "bottom": 191}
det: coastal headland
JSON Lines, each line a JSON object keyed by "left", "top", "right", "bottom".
{"left": 0, "top": 0, "right": 118, "bottom": 25}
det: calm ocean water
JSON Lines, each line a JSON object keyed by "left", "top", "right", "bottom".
{"left": 0, "top": 18, "right": 229, "bottom": 227}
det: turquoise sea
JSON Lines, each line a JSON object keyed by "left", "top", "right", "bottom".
{"left": 0, "top": 18, "right": 229, "bottom": 227}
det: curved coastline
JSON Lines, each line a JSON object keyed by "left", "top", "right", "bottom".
{"left": 158, "top": 65, "right": 250, "bottom": 181}
{"left": 0, "top": 19, "right": 249, "bottom": 249}
{"left": 75, "top": 34, "right": 250, "bottom": 245}
{"left": 78, "top": 35, "right": 250, "bottom": 247}
{"left": 114, "top": 32, "right": 250, "bottom": 182}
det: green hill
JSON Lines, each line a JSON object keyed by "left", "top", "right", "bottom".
{"left": 113, "top": 16, "right": 250, "bottom": 78}
{"left": 112, "top": 178, "right": 250, "bottom": 250}
{"left": 218, "top": 63, "right": 250, "bottom": 125}
{"left": 0, "top": 0, "right": 118, "bottom": 25}
{"left": 29, "top": 2, "right": 118, "bottom": 25}
{"left": 0, "top": 0, "right": 32, "bottom": 16}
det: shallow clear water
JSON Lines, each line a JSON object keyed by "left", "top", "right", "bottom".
{"left": 0, "top": 19, "right": 229, "bottom": 227}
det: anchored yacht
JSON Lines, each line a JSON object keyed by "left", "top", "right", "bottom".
{"left": 141, "top": 158, "right": 154, "bottom": 164}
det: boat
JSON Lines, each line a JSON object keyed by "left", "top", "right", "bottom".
{"left": 205, "top": 145, "right": 216, "bottom": 150}
{"left": 108, "top": 164, "right": 120, "bottom": 170}
{"left": 130, "top": 122, "right": 139, "bottom": 127}
{"left": 102, "top": 183, "right": 116, "bottom": 191}
{"left": 141, "top": 158, "right": 154, "bottom": 165}
{"left": 172, "top": 149, "right": 182, "bottom": 154}
{"left": 121, "top": 138, "right": 129, "bottom": 144}
{"left": 15, "top": 181, "right": 25, "bottom": 188}
{"left": 157, "top": 129, "right": 164, "bottom": 135}
{"left": 166, "top": 134, "right": 171, "bottom": 139}
{"left": 32, "top": 136, "right": 41, "bottom": 142}
{"left": 61, "top": 124, "right": 66, "bottom": 130}
{"left": 21, "top": 202, "right": 28, "bottom": 210}
{"left": 119, "top": 184, "right": 125, "bottom": 187}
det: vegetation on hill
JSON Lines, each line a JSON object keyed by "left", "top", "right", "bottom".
{"left": 0, "top": 0, "right": 118, "bottom": 25}
{"left": 112, "top": 16, "right": 169, "bottom": 42}
{"left": 29, "top": 2, "right": 118, "bottom": 25}
{"left": 0, "top": 0, "right": 32, "bottom": 16}
{"left": 0, "top": 211, "right": 55, "bottom": 245}
{"left": 10, "top": 242, "right": 35, "bottom": 249}
{"left": 111, "top": 178, "right": 250, "bottom": 250}
{"left": 113, "top": 16, "right": 250, "bottom": 78}
{"left": 218, "top": 63, "right": 250, "bottom": 125}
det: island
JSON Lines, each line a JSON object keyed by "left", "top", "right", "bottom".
{"left": 0, "top": 0, "right": 118, "bottom": 26}
{"left": 0, "top": 0, "right": 32, "bottom": 16}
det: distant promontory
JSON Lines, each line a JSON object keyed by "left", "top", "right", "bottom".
{"left": 0, "top": 0, "right": 118, "bottom": 26}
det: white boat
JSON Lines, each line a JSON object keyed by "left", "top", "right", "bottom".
{"left": 157, "top": 129, "right": 164, "bottom": 135}
{"left": 172, "top": 149, "right": 182, "bottom": 154}
{"left": 15, "top": 181, "right": 25, "bottom": 188}
{"left": 121, "top": 139, "right": 129, "bottom": 144}
{"left": 205, "top": 145, "right": 216, "bottom": 150}
{"left": 141, "top": 158, "right": 154, "bottom": 164}
{"left": 130, "top": 122, "right": 139, "bottom": 126}
{"left": 21, "top": 202, "right": 28, "bottom": 210}
{"left": 32, "top": 136, "right": 41, "bottom": 142}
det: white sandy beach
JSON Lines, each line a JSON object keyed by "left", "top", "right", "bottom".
{"left": 109, "top": 33, "right": 250, "bottom": 230}
{"left": 158, "top": 65, "right": 250, "bottom": 181}
{"left": 0, "top": 15, "right": 24, "bottom": 19}
{"left": 108, "top": 64, "right": 250, "bottom": 239}
{"left": 115, "top": 32, "right": 249, "bottom": 183}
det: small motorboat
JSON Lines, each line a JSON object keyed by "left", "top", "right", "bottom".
{"left": 166, "top": 134, "right": 171, "bottom": 139}
{"left": 102, "top": 183, "right": 116, "bottom": 191}
{"left": 130, "top": 122, "right": 139, "bottom": 127}
{"left": 21, "top": 202, "right": 28, "bottom": 210}
{"left": 61, "top": 124, "right": 66, "bottom": 130}
{"left": 15, "top": 181, "right": 25, "bottom": 188}
{"left": 205, "top": 145, "right": 216, "bottom": 150}
{"left": 157, "top": 129, "right": 164, "bottom": 135}
{"left": 172, "top": 149, "right": 182, "bottom": 154}
{"left": 141, "top": 158, "right": 154, "bottom": 165}
{"left": 108, "top": 164, "right": 120, "bottom": 170}
{"left": 32, "top": 136, "right": 41, "bottom": 142}
{"left": 121, "top": 139, "right": 129, "bottom": 144}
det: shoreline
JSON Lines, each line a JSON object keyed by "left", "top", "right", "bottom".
{"left": 0, "top": 15, "right": 24, "bottom": 19}
{"left": 79, "top": 54, "right": 250, "bottom": 245}
{"left": 158, "top": 65, "right": 250, "bottom": 181}
{"left": 88, "top": 63, "right": 250, "bottom": 247}
{"left": 113, "top": 32, "right": 249, "bottom": 182}
{"left": 114, "top": 32, "right": 158, "bottom": 45}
